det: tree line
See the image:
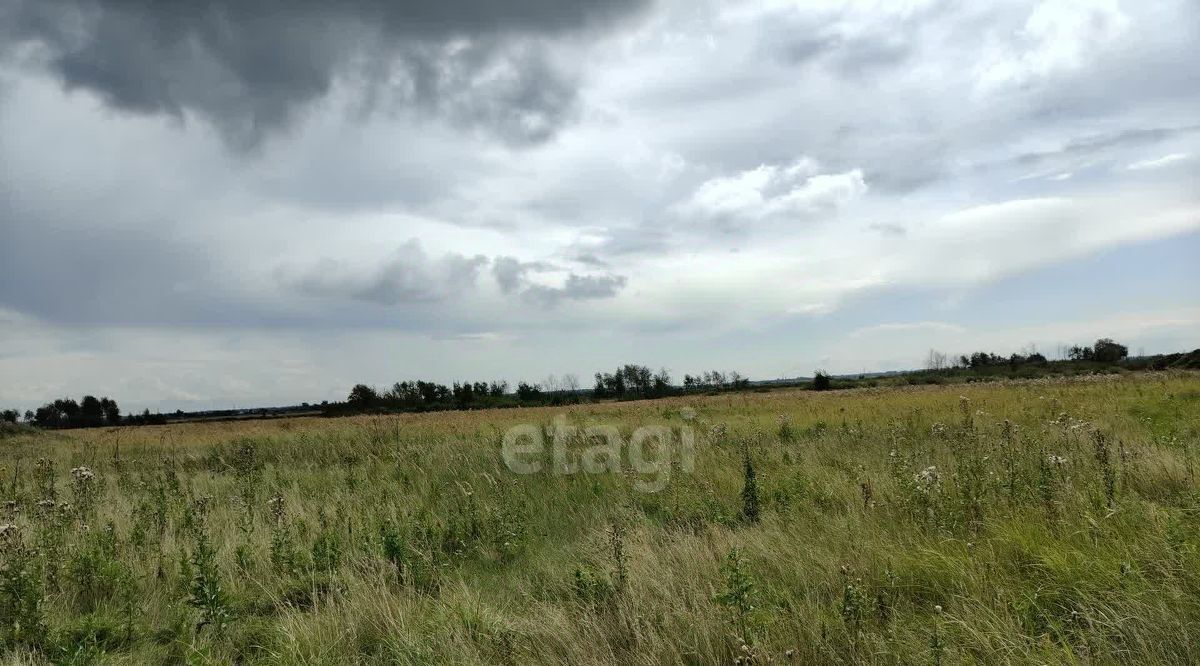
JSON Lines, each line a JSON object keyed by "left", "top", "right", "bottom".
{"left": 925, "top": 338, "right": 1129, "bottom": 372}
{"left": 6, "top": 396, "right": 121, "bottom": 429}
{"left": 1, "top": 396, "right": 174, "bottom": 430}
{"left": 7, "top": 337, "right": 1175, "bottom": 429}
{"left": 332, "top": 364, "right": 754, "bottom": 415}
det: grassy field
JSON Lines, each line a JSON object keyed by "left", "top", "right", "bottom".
{"left": 2, "top": 373, "right": 1200, "bottom": 664}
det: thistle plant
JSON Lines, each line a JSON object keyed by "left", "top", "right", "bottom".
{"left": 311, "top": 508, "right": 343, "bottom": 573}
{"left": 608, "top": 522, "right": 628, "bottom": 593}
{"left": 741, "top": 445, "right": 760, "bottom": 524}
{"left": 70, "top": 466, "right": 100, "bottom": 523}
{"left": 777, "top": 414, "right": 794, "bottom": 443}
{"left": 1092, "top": 430, "right": 1117, "bottom": 508}
{"left": 231, "top": 441, "right": 263, "bottom": 529}
{"left": 930, "top": 605, "right": 945, "bottom": 666}
{"left": 839, "top": 565, "right": 869, "bottom": 633}
{"left": 33, "top": 458, "right": 56, "bottom": 501}
{"left": 1036, "top": 444, "right": 1059, "bottom": 525}
{"left": 189, "top": 526, "right": 231, "bottom": 635}
{"left": 268, "top": 495, "right": 298, "bottom": 574}
{"left": 715, "top": 547, "right": 758, "bottom": 643}
{"left": 0, "top": 524, "right": 44, "bottom": 649}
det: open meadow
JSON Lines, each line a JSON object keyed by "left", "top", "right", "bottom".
{"left": 2, "top": 372, "right": 1200, "bottom": 664}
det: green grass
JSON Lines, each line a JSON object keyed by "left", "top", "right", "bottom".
{"left": 2, "top": 372, "right": 1199, "bottom": 664}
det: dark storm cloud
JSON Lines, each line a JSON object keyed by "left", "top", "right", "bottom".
{"left": 0, "top": 0, "right": 652, "bottom": 147}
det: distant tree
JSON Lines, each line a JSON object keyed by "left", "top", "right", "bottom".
{"left": 516, "top": 382, "right": 542, "bottom": 402}
{"left": 562, "top": 374, "right": 580, "bottom": 395}
{"left": 23, "top": 410, "right": 35, "bottom": 424}
{"left": 452, "top": 382, "right": 474, "bottom": 404}
{"left": 1067, "top": 345, "right": 1094, "bottom": 361}
{"left": 99, "top": 397, "right": 121, "bottom": 424}
{"left": 592, "top": 373, "right": 608, "bottom": 399}
{"left": 0, "top": 409, "right": 17, "bottom": 424}
{"left": 55, "top": 398, "right": 81, "bottom": 423}
{"left": 926, "top": 349, "right": 948, "bottom": 371}
{"left": 652, "top": 368, "right": 672, "bottom": 395}
{"left": 812, "top": 371, "right": 832, "bottom": 391}
{"left": 347, "top": 384, "right": 380, "bottom": 408}
{"left": 1092, "top": 338, "right": 1128, "bottom": 363}
{"left": 729, "top": 371, "right": 750, "bottom": 389}
{"left": 702, "top": 370, "right": 726, "bottom": 390}
{"left": 80, "top": 395, "right": 105, "bottom": 427}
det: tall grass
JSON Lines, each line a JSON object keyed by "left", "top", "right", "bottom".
{"left": 1, "top": 372, "right": 1198, "bottom": 664}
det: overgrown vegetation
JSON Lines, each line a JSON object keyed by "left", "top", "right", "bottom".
{"left": 1, "top": 372, "right": 1198, "bottom": 663}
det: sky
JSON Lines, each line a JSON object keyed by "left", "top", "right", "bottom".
{"left": 1, "top": 0, "right": 1198, "bottom": 413}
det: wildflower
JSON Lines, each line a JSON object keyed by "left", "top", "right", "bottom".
{"left": 267, "top": 495, "right": 286, "bottom": 522}
{"left": 934, "top": 604, "right": 943, "bottom": 615}
{"left": 70, "top": 466, "right": 96, "bottom": 482}
{"left": 914, "top": 466, "right": 939, "bottom": 488}
{"left": 1047, "top": 455, "right": 1067, "bottom": 467}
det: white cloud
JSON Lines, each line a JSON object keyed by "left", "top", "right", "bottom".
{"left": 678, "top": 159, "right": 867, "bottom": 225}
{"left": 1127, "top": 153, "right": 1191, "bottom": 170}
{"left": 976, "top": 0, "right": 1130, "bottom": 92}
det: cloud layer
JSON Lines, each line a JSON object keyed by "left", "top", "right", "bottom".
{"left": 1, "top": 0, "right": 1198, "bottom": 410}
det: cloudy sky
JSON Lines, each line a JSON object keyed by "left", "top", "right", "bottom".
{"left": 2, "top": 0, "right": 1198, "bottom": 412}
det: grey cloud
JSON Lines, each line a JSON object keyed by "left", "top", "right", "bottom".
{"left": 492, "top": 256, "right": 527, "bottom": 294}
{"left": 756, "top": 0, "right": 940, "bottom": 77}
{"left": 285, "top": 241, "right": 487, "bottom": 306}
{"left": 1, "top": 0, "right": 651, "bottom": 147}
{"left": 1010, "top": 125, "right": 1200, "bottom": 169}
{"left": 491, "top": 255, "right": 625, "bottom": 306}
{"left": 573, "top": 252, "right": 610, "bottom": 268}
{"left": 491, "top": 256, "right": 556, "bottom": 294}
{"left": 0, "top": 214, "right": 225, "bottom": 326}
{"left": 522, "top": 273, "right": 628, "bottom": 307}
